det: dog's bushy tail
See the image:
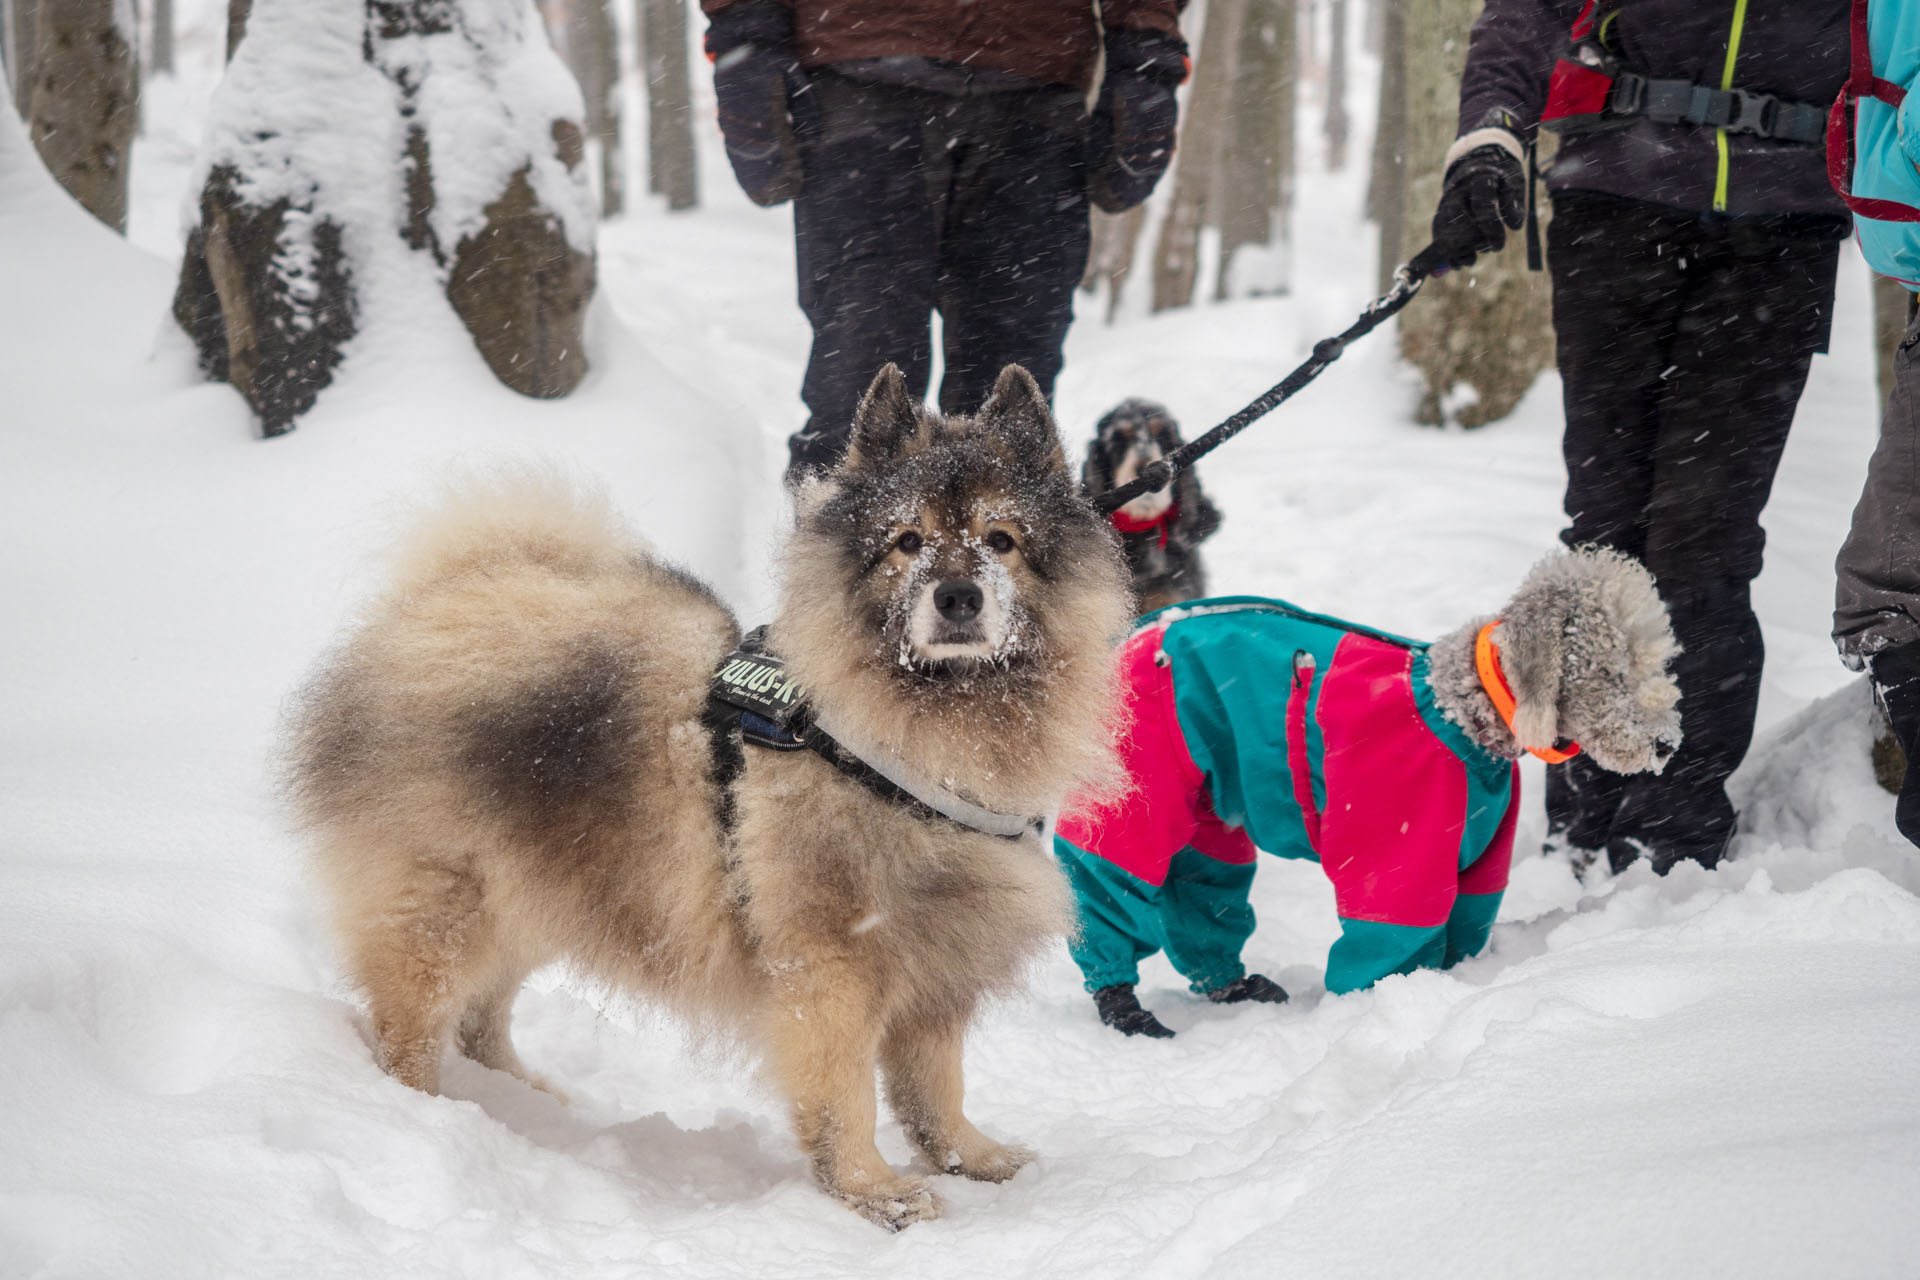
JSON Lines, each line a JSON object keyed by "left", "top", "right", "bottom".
{"left": 382, "top": 467, "right": 643, "bottom": 599}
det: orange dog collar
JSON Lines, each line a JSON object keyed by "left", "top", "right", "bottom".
{"left": 1474, "top": 621, "right": 1580, "bottom": 764}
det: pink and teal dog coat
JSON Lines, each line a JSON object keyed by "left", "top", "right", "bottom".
{"left": 1055, "top": 598, "right": 1519, "bottom": 997}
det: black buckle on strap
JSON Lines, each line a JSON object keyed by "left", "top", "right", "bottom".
{"left": 1726, "top": 88, "right": 1777, "bottom": 137}
{"left": 1610, "top": 70, "right": 1646, "bottom": 115}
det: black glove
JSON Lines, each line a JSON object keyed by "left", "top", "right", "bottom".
{"left": 1093, "top": 983, "right": 1175, "bottom": 1038}
{"left": 1415, "top": 136, "right": 1526, "bottom": 276}
{"left": 1089, "top": 29, "right": 1188, "bottom": 214}
{"left": 705, "top": 0, "right": 805, "bottom": 207}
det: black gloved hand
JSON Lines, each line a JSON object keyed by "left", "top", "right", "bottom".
{"left": 1414, "top": 137, "right": 1526, "bottom": 276}
{"left": 705, "top": 0, "right": 805, "bottom": 207}
{"left": 1089, "top": 29, "right": 1189, "bottom": 213}
{"left": 1093, "top": 983, "right": 1175, "bottom": 1038}
{"left": 1203, "top": 973, "right": 1289, "bottom": 1005}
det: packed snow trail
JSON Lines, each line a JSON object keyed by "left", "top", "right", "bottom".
{"left": 4, "top": 4, "right": 1918, "bottom": 1276}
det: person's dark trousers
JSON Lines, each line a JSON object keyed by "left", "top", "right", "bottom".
{"left": 789, "top": 72, "right": 1091, "bottom": 476}
{"left": 1544, "top": 191, "right": 1842, "bottom": 873}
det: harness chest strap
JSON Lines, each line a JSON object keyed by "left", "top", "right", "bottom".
{"left": 705, "top": 629, "right": 1043, "bottom": 843}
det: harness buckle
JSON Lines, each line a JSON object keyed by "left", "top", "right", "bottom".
{"left": 1609, "top": 70, "right": 1646, "bottom": 116}
{"left": 1727, "top": 88, "right": 1777, "bottom": 137}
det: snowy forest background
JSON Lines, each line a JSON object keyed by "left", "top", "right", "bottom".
{"left": 2, "top": 1, "right": 1918, "bottom": 1276}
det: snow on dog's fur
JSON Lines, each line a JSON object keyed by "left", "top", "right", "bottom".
{"left": 1425, "top": 546, "right": 1683, "bottom": 772}
{"left": 285, "top": 365, "right": 1131, "bottom": 1231}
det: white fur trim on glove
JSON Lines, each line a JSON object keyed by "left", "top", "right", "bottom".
{"left": 1444, "top": 126, "right": 1526, "bottom": 176}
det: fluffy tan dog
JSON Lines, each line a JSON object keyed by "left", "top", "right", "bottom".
{"left": 285, "top": 364, "right": 1132, "bottom": 1229}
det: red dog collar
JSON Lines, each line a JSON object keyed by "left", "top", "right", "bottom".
{"left": 1111, "top": 504, "right": 1180, "bottom": 549}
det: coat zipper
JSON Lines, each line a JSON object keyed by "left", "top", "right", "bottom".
{"left": 1713, "top": 0, "right": 1750, "bottom": 211}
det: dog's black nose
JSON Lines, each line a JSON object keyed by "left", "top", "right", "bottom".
{"left": 933, "top": 580, "right": 984, "bottom": 623}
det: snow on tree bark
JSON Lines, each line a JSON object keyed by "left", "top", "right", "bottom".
{"left": 173, "top": 0, "right": 597, "bottom": 435}
{"left": 446, "top": 154, "right": 594, "bottom": 396}
{"left": 25, "top": 0, "right": 137, "bottom": 233}
{"left": 1394, "top": 0, "right": 1553, "bottom": 429}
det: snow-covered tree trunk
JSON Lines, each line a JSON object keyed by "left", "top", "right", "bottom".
{"left": 638, "top": 0, "right": 694, "bottom": 210}
{"left": 1395, "top": 0, "right": 1553, "bottom": 428}
{"left": 1216, "top": 0, "right": 1293, "bottom": 300}
{"left": 173, "top": 0, "right": 596, "bottom": 436}
{"left": 26, "top": 0, "right": 137, "bottom": 233}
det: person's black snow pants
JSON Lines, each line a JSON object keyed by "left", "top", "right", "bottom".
{"left": 789, "top": 73, "right": 1091, "bottom": 476}
{"left": 1544, "top": 192, "right": 1841, "bottom": 873}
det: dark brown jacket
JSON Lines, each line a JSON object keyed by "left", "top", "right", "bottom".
{"left": 702, "top": 0, "right": 1183, "bottom": 93}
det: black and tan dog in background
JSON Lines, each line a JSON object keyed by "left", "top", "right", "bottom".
{"left": 1082, "top": 399, "right": 1223, "bottom": 613}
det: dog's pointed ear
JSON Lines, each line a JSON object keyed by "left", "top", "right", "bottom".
{"left": 1496, "top": 619, "right": 1563, "bottom": 752}
{"left": 979, "top": 364, "right": 1067, "bottom": 472}
{"left": 844, "top": 364, "right": 922, "bottom": 471}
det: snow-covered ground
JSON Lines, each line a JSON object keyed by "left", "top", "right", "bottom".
{"left": 3, "top": 5, "right": 1917, "bottom": 1276}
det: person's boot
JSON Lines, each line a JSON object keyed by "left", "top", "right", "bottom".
{"left": 1545, "top": 755, "right": 1629, "bottom": 871}
{"left": 1607, "top": 818, "right": 1733, "bottom": 877}
{"left": 1203, "top": 973, "right": 1289, "bottom": 1005}
{"left": 1871, "top": 641, "right": 1920, "bottom": 848}
{"left": 1093, "top": 984, "right": 1175, "bottom": 1038}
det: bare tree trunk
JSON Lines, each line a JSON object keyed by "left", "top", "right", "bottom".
{"left": 639, "top": 0, "right": 696, "bottom": 209}
{"left": 1081, "top": 204, "right": 1147, "bottom": 322}
{"left": 1396, "top": 0, "right": 1553, "bottom": 427}
{"left": 27, "top": 0, "right": 137, "bottom": 233}
{"left": 1366, "top": 0, "right": 1404, "bottom": 293}
{"left": 567, "top": 0, "right": 622, "bottom": 215}
{"left": 1217, "top": 0, "right": 1293, "bottom": 300}
{"left": 225, "top": 0, "right": 249, "bottom": 60}
{"left": 1153, "top": 0, "right": 1242, "bottom": 312}
{"left": 7, "top": 0, "right": 40, "bottom": 116}
{"left": 1325, "top": 0, "right": 1348, "bottom": 169}
{"left": 150, "top": 0, "right": 172, "bottom": 75}
{"left": 1874, "top": 272, "right": 1912, "bottom": 403}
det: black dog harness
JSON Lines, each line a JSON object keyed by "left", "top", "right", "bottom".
{"left": 702, "top": 628, "right": 1044, "bottom": 842}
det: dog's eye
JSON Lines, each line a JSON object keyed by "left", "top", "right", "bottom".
{"left": 895, "top": 530, "right": 923, "bottom": 554}
{"left": 985, "top": 530, "right": 1015, "bottom": 554}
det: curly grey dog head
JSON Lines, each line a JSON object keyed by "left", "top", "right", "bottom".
{"left": 1495, "top": 547, "right": 1682, "bottom": 774}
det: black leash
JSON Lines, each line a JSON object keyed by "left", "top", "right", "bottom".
{"left": 1093, "top": 249, "right": 1436, "bottom": 514}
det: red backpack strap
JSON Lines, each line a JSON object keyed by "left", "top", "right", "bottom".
{"left": 1829, "top": 0, "right": 1920, "bottom": 222}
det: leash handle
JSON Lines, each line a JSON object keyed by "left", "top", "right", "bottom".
{"left": 1093, "top": 251, "right": 1434, "bottom": 514}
